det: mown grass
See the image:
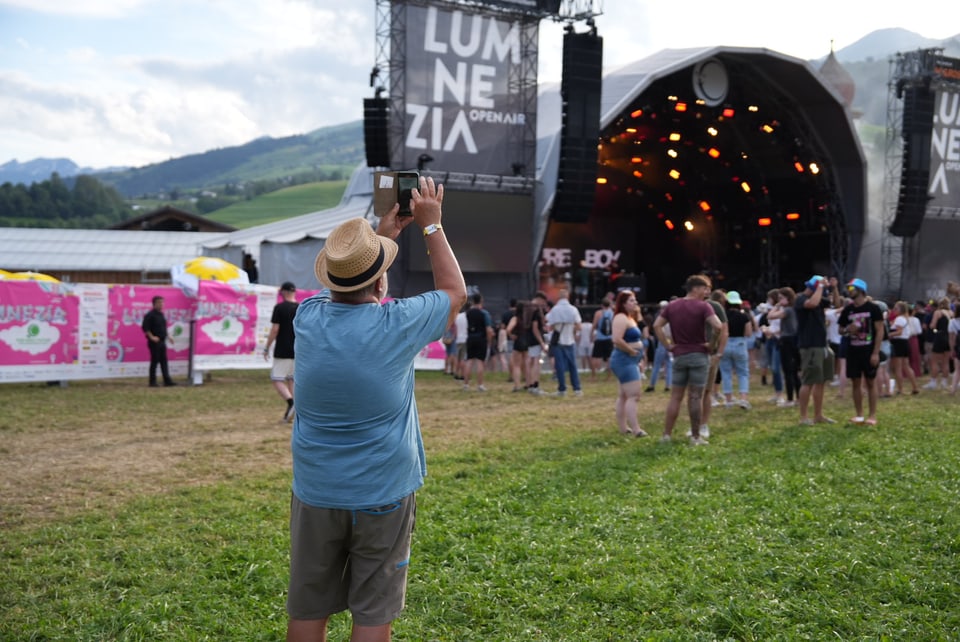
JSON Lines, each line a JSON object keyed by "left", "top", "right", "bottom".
{"left": 206, "top": 180, "right": 349, "bottom": 228}
{"left": 2, "top": 370, "right": 959, "bottom": 640}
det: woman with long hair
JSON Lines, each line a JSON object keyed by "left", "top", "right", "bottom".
{"left": 505, "top": 300, "right": 529, "bottom": 392}
{"left": 889, "top": 301, "right": 920, "bottom": 395}
{"left": 609, "top": 290, "right": 647, "bottom": 437}
{"left": 924, "top": 297, "right": 952, "bottom": 390}
{"left": 768, "top": 287, "right": 801, "bottom": 406}
{"left": 719, "top": 290, "right": 754, "bottom": 409}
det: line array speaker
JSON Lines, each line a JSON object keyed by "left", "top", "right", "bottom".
{"left": 890, "top": 86, "right": 936, "bottom": 237}
{"left": 553, "top": 31, "right": 603, "bottom": 223}
{"left": 363, "top": 97, "right": 390, "bottom": 168}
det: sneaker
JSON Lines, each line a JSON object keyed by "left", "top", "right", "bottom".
{"left": 711, "top": 399, "right": 722, "bottom": 407}
{"left": 777, "top": 399, "right": 796, "bottom": 408}
{"left": 724, "top": 401, "right": 735, "bottom": 408}
{"left": 645, "top": 386, "right": 655, "bottom": 392}
{"left": 701, "top": 425, "right": 710, "bottom": 438}
{"left": 528, "top": 387, "right": 544, "bottom": 396}
{"left": 690, "top": 436, "right": 709, "bottom": 446}
{"left": 554, "top": 390, "right": 566, "bottom": 397}
{"left": 922, "top": 379, "right": 939, "bottom": 390}
{"left": 737, "top": 399, "right": 751, "bottom": 410}
{"left": 659, "top": 434, "right": 673, "bottom": 443}
{"left": 574, "top": 389, "right": 583, "bottom": 397}
{"left": 477, "top": 384, "right": 487, "bottom": 392}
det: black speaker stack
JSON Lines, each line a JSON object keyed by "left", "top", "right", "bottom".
{"left": 363, "top": 97, "right": 390, "bottom": 168}
{"left": 890, "top": 85, "right": 936, "bottom": 237}
{"left": 552, "top": 30, "right": 603, "bottom": 223}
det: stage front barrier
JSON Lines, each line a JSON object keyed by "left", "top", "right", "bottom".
{"left": 0, "top": 281, "right": 447, "bottom": 385}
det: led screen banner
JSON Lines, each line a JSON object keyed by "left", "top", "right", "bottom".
{"left": 928, "top": 88, "right": 960, "bottom": 209}
{"left": 400, "top": 2, "right": 538, "bottom": 175}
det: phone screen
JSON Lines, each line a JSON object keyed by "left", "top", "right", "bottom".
{"left": 397, "top": 173, "right": 419, "bottom": 215}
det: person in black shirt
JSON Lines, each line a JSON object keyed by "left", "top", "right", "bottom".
{"left": 141, "top": 295, "right": 176, "bottom": 387}
{"left": 838, "top": 278, "right": 884, "bottom": 425}
{"left": 264, "top": 282, "right": 299, "bottom": 421}
{"left": 795, "top": 275, "right": 841, "bottom": 424}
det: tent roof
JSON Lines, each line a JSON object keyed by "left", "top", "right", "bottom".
{"left": 0, "top": 228, "right": 223, "bottom": 272}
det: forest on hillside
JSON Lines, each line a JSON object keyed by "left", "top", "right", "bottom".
{"left": 0, "top": 174, "right": 132, "bottom": 228}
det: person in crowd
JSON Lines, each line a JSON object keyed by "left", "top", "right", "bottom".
{"left": 874, "top": 299, "right": 893, "bottom": 397}
{"left": 263, "top": 281, "right": 299, "bottom": 421}
{"left": 462, "top": 293, "right": 493, "bottom": 391}
{"left": 838, "top": 278, "right": 884, "bottom": 426}
{"left": 653, "top": 275, "right": 723, "bottom": 446}
{"left": 609, "top": 290, "right": 647, "bottom": 436}
{"left": 524, "top": 291, "right": 549, "bottom": 395}
{"left": 923, "top": 297, "right": 952, "bottom": 390}
{"left": 577, "top": 315, "right": 595, "bottom": 377}
{"left": 697, "top": 287, "right": 728, "bottom": 439}
{"left": 825, "top": 294, "right": 845, "bottom": 391}
{"left": 286, "top": 177, "right": 466, "bottom": 641}
{"left": 646, "top": 300, "right": 673, "bottom": 392}
{"left": 441, "top": 321, "right": 457, "bottom": 376}
{"left": 492, "top": 320, "right": 510, "bottom": 374}
{"left": 545, "top": 287, "right": 583, "bottom": 396}
{"left": 768, "top": 287, "right": 800, "bottom": 407}
{"left": 591, "top": 297, "right": 615, "bottom": 381}
{"left": 453, "top": 301, "right": 468, "bottom": 381}
{"left": 141, "top": 295, "right": 177, "bottom": 387}
{"left": 907, "top": 303, "right": 924, "bottom": 378}
{"left": 889, "top": 300, "right": 920, "bottom": 395}
{"left": 948, "top": 305, "right": 960, "bottom": 394}
{"left": 506, "top": 300, "right": 530, "bottom": 392}
{"left": 795, "top": 276, "right": 841, "bottom": 425}
{"left": 759, "top": 290, "right": 785, "bottom": 404}
{"left": 243, "top": 253, "right": 259, "bottom": 284}
{"left": 719, "top": 290, "right": 754, "bottom": 409}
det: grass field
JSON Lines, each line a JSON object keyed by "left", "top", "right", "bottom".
{"left": 206, "top": 180, "right": 349, "bottom": 228}
{"left": 2, "top": 369, "right": 959, "bottom": 640}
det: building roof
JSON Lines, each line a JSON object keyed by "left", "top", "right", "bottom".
{"left": 0, "top": 228, "right": 224, "bottom": 272}
{"left": 110, "top": 205, "right": 237, "bottom": 233}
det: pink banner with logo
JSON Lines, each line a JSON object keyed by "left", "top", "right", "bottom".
{"left": 194, "top": 281, "right": 258, "bottom": 357}
{"left": 0, "top": 281, "right": 79, "bottom": 366}
{"left": 107, "top": 285, "right": 194, "bottom": 364}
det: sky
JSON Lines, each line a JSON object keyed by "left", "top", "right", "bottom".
{"left": 1, "top": 0, "right": 956, "bottom": 169}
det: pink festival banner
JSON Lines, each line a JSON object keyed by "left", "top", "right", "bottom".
{"left": 194, "top": 281, "right": 259, "bottom": 357}
{"left": 107, "top": 285, "right": 194, "bottom": 366}
{"left": 0, "top": 281, "right": 79, "bottom": 367}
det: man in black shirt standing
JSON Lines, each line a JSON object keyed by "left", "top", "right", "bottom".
{"left": 142, "top": 295, "right": 176, "bottom": 387}
{"left": 838, "top": 278, "right": 884, "bottom": 426}
{"left": 795, "top": 275, "right": 841, "bottom": 424}
{"left": 264, "top": 282, "right": 299, "bottom": 422}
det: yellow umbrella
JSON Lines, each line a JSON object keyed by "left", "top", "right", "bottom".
{"left": 5, "top": 271, "right": 61, "bottom": 282}
{"left": 180, "top": 257, "right": 246, "bottom": 282}
{"left": 0, "top": 269, "right": 12, "bottom": 279}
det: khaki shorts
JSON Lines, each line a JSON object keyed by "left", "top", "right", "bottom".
{"left": 671, "top": 352, "right": 709, "bottom": 387}
{"left": 799, "top": 346, "right": 835, "bottom": 385}
{"left": 287, "top": 492, "right": 416, "bottom": 626}
{"left": 270, "top": 358, "right": 295, "bottom": 382}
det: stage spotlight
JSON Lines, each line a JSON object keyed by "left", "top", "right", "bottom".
{"left": 596, "top": 177, "right": 608, "bottom": 184}
{"left": 748, "top": 105, "right": 759, "bottom": 112}
{"left": 669, "top": 169, "right": 681, "bottom": 179}
{"left": 667, "top": 149, "right": 678, "bottom": 158}
{"left": 722, "top": 108, "right": 735, "bottom": 118}
{"left": 625, "top": 127, "right": 637, "bottom": 133}
{"left": 698, "top": 201, "right": 711, "bottom": 212}
{"left": 684, "top": 221, "right": 694, "bottom": 231}
{"left": 630, "top": 157, "right": 643, "bottom": 163}
{"left": 740, "top": 181, "right": 751, "bottom": 193}
{"left": 707, "top": 148, "right": 720, "bottom": 158}
{"left": 794, "top": 162, "right": 805, "bottom": 173}
{"left": 669, "top": 132, "right": 681, "bottom": 141}
{"left": 707, "top": 126, "right": 718, "bottom": 136}
{"left": 675, "top": 102, "right": 688, "bottom": 112}
{"left": 762, "top": 124, "right": 775, "bottom": 133}
{"left": 633, "top": 170, "right": 643, "bottom": 178}
{"left": 786, "top": 212, "right": 800, "bottom": 220}
{"left": 631, "top": 109, "right": 644, "bottom": 118}
{"left": 758, "top": 217, "right": 772, "bottom": 227}
{"left": 809, "top": 162, "right": 821, "bottom": 175}
{"left": 665, "top": 220, "right": 675, "bottom": 230}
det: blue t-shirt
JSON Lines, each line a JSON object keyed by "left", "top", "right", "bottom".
{"left": 291, "top": 289, "right": 450, "bottom": 509}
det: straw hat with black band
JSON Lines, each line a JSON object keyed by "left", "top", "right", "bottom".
{"left": 314, "top": 218, "right": 399, "bottom": 292}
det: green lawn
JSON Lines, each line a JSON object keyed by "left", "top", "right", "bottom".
{"left": 2, "top": 370, "right": 958, "bottom": 640}
{"left": 206, "top": 180, "right": 349, "bottom": 228}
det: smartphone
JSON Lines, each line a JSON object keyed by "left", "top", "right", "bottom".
{"left": 397, "top": 171, "right": 419, "bottom": 216}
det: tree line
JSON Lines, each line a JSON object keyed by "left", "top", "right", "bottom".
{"left": 0, "top": 174, "right": 132, "bottom": 228}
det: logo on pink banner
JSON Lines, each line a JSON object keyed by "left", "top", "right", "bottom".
{"left": 195, "top": 282, "right": 258, "bottom": 356}
{"left": 0, "top": 281, "right": 80, "bottom": 365}
{"left": 107, "top": 285, "right": 194, "bottom": 363}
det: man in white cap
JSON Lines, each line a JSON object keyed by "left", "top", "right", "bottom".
{"left": 285, "top": 177, "right": 466, "bottom": 641}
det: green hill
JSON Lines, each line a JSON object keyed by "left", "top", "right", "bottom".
{"left": 205, "top": 180, "right": 350, "bottom": 229}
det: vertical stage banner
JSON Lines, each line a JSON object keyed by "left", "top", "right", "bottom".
{"left": 0, "top": 281, "right": 79, "bottom": 381}
{"left": 192, "top": 282, "right": 276, "bottom": 371}
{"left": 928, "top": 88, "right": 960, "bottom": 208}
{"left": 402, "top": 3, "right": 537, "bottom": 175}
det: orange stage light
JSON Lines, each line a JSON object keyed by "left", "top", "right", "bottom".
{"left": 631, "top": 109, "right": 643, "bottom": 118}
{"left": 794, "top": 161, "right": 805, "bottom": 173}
{"left": 740, "top": 181, "right": 751, "bottom": 193}
{"left": 758, "top": 217, "right": 772, "bottom": 227}
{"left": 707, "top": 148, "right": 720, "bottom": 158}
{"left": 698, "top": 201, "right": 711, "bottom": 212}
{"left": 633, "top": 170, "right": 643, "bottom": 178}
{"left": 722, "top": 108, "right": 735, "bottom": 118}
{"left": 665, "top": 220, "right": 675, "bottom": 230}
{"left": 669, "top": 132, "right": 681, "bottom": 141}
{"left": 675, "top": 103, "right": 688, "bottom": 112}
{"left": 631, "top": 157, "right": 643, "bottom": 163}
{"left": 669, "top": 169, "right": 681, "bottom": 180}
{"left": 786, "top": 212, "right": 800, "bottom": 220}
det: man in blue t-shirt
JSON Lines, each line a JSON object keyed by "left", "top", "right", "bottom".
{"left": 285, "top": 177, "right": 466, "bottom": 642}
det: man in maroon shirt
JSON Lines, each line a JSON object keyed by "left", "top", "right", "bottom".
{"left": 653, "top": 275, "right": 723, "bottom": 445}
